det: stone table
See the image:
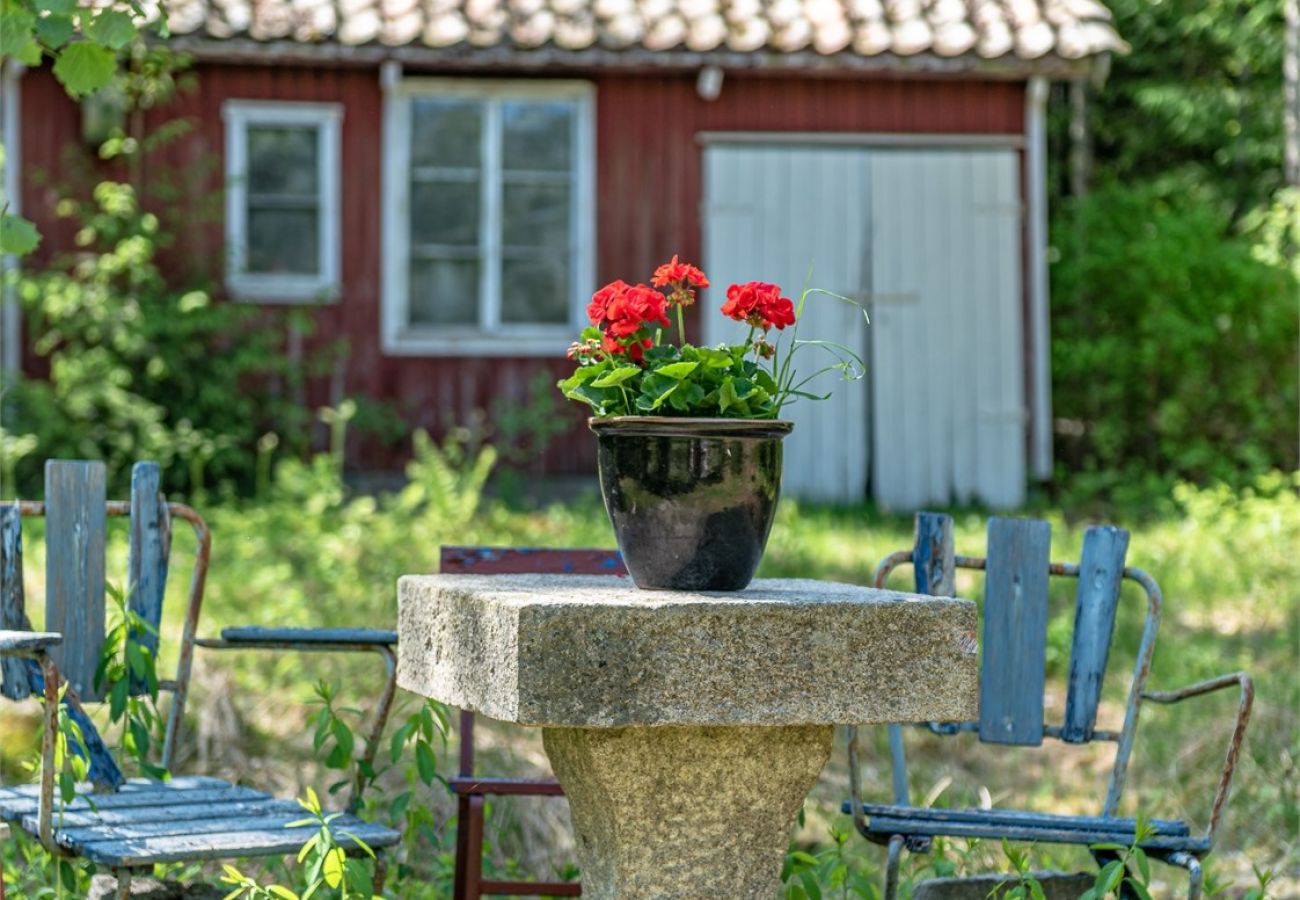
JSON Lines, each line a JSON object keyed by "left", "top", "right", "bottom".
{"left": 397, "top": 574, "right": 978, "bottom": 900}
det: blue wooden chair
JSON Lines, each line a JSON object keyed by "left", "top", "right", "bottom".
{"left": 844, "top": 513, "right": 1254, "bottom": 900}
{"left": 0, "top": 460, "right": 401, "bottom": 898}
{"left": 440, "top": 545, "right": 626, "bottom": 900}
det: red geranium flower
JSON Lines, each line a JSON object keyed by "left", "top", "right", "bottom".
{"left": 588, "top": 279, "right": 629, "bottom": 327}
{"left": 588, "top": 280, "right": 671, "bottom": 359}
{"left": 652, "top": 255, "right": 709, "bottom": 290}
{"left": 722, "top": 281, "right": 796, "bottom": 331}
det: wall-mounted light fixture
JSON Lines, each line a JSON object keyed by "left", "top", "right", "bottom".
{"left": 696, "top": 66, "right": 724, "bottom": 102}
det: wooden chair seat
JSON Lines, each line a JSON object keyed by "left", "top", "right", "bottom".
{"left": 0, "top": 776, "right": 401, "bottom": 867}
{"left": 844, "top": 801, "right": 1208, "bottom": 851}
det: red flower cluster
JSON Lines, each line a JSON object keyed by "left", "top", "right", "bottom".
{"left": 588, "top": 279, "right": 671, "bottom": 360}
{"left": 721, "top": 281, "right": 796, "bottom": 331}
{"left": 651, "top": 255, "right": 709, "bottom": 307}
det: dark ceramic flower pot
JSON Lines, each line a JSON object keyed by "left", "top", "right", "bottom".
{"left": 590, "top": 416, "right": 793, "bottom": 591}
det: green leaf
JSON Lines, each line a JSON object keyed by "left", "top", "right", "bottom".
{"left": 39, "top": 0, "right": 78, "bottom": 15}
{"left": 0, "top": 11, "right": 36, "bottom": 57}
{"left": 331, "top": 717, "right": 355, "bottom": 757}
{"left": 52, "top": 42, "right": 117, "bottom": 98}
{"left": 0, "top": 213, "right": 41, "bottom": 255}
{"left": 1126, "top": 880, "right": 1153, "bottom": 900}
{"left": 415, "top": 740, "right": 436, "bottom": 784}
{"left": 655, "top": 360, "right": 699, "bottom": 379}
{"left": 1132, "top": 846, "right": 1150, "bottom": 883}
{"left": 267, "top": 887, "right": 300, "bottom": 899}
{"left": 322, "top": 847, "right": 346, "bottom": 888}
{"left": 84, "top": 9, "right": 137, "bottom": 49}
{"left": 35, "top": 14, "right": 75, "bottom": 49}
{"left": 591, "top": 366, "right": 641, "bottom": 388}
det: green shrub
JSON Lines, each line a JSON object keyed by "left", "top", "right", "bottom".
{"left": 5, "top": 179, "right": 310, "bottom": 498}
{"left": 1049, "top": 181, "right": 1298, "bottom": 502}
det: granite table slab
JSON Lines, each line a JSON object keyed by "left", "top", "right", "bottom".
{"left": 397, "top": 574, "right": 978, "bottom": 900}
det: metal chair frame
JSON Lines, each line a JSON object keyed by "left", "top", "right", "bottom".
{"left": 440, "top": 545, "right": 626, "bottom": 900}
{"left": 0, "top": 462, "right": 400, "bottom": 898}
{"left": 845, "top": 513, "right": 1254, "bottom": 900}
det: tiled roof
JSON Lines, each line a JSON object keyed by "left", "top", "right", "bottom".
{"left": 161, "top": 0, "right": 1125, "bottom": 65}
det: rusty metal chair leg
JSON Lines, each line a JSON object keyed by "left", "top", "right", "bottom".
{"left": 1167, "top": 852, "right": 1203, "bottom": 900}
{"left": 453, "top": 793, "right": 472, "bottom": 900}
{"left": 883, "top": 834, "right": 905, "bottom": 900}
{"left": 373, "top": 849, "right": 389, "bottom": 895}
{"left": 464, "top": 795, "right": 486, "bottom": 900}
{"left": 113, "top": 868, "right": 133, "bottom": 899}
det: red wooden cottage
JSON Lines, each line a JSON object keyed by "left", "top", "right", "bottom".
{"left": 4, "top": 0, "right": 1122, "bottom": 508}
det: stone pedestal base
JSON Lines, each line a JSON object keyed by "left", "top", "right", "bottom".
{"left": 543, "top": 724, "right": 834, "bottom": 900}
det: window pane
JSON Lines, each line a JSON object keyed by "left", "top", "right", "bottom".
{"left": 411, "top": 99, "right": 483, "bottom": 169}
{"left": 411, "top": 179, "right": 481, "bottom": 247}
{"left": 247, "top": 125, "right": 319, "bottom": 197}
{"left": 501, "top": 255, "right": 569, "bottom": 325}
{"left": 409, "top": 258, "right": 480, "bottom": 326}
{"left": 502, "top": 182, "right": 569, "bottom": 251}
{"left": 247, "top": 207, "right": 319, "bottom": 275}
{"left": 502, "top": 102, "right": 573, "bottom": 173}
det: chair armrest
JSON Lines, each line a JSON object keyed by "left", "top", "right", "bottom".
{"left": 1141, "top": 671, "right": 1254, "bottom": 845}
{"left": 449, "top": 776, "right": 565, "bottom": 797}
{"left": 0, "top": 631, "right": 62, "bottom": 656}
{"left": 197, "top": 627, "right": 397, "bottom": 650}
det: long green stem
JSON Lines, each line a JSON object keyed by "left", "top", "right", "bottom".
{"left": 676, "top": 304, "right": 686, "bottom": 345}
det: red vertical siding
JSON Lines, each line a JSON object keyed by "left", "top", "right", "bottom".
{"left": 20, "top": 62, "right": 1023, "bottom": 476}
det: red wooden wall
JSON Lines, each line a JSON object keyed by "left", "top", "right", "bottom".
{"left": 19, "top": 62, "right": 1024, "bottom": 476}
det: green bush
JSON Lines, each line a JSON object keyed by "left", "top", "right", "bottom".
{"left": 5, "top": 179, "right": 311, "bottom": 497}
{"left": 1049, "top": 181, "right": 1298, "bottom": 502}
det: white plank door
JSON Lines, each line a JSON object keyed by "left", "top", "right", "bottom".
{"left": 702, "top": 145, "right": 871, "bottom": 502}
{"left": 702, "top": 143, "right": 1025, "bottom": 508}
{"left": 869, "top": 149, "right": 1025, "bottom": 510}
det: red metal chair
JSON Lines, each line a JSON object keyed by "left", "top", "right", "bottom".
{"left": 439, "top": 546, "right": 626, "bottom": 900}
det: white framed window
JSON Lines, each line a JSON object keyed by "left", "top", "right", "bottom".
{"left": 382, "top": 78, "right": 595, "bottom": 356}
{"left": 223, "top": 100, "right": 342, "bottom": 303}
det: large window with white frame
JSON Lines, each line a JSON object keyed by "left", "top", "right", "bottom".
{"left": 223, "top": 100, "right": 341, "bottom": 302}
{"left": 382, "top": 79, "right": 594, "bottom": 355}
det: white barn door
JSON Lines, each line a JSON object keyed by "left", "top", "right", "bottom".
{"left": 702, "top": 146, "right": 871, "bottom": 502}
{"left": 869, "top": 150, "right": 1026, "bottom": 510}
{"left": 703, "top": 143, "right": 1025, "bottom": 509}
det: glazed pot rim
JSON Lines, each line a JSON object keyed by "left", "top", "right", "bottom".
{"left": 589, "top": 416, "right": 793, "bottom": 440}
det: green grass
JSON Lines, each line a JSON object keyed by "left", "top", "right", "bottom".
{"left": 2, "top": 461, "right": 1296, "bottom": 896}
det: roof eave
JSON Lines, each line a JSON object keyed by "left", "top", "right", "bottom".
{"left": 165, "top": 36, "right": 1100, "bottom": 80}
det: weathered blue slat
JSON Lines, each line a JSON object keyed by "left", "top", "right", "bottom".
{"left": 846, "top": 802, "right": 1190, "bottom": 836}
{"left": 1061, "top": 526, "right": 1130, "bottom": 743}
{"left": 979, "top": 517, "right": 1051, "bottom": 746}
{"left": 218, "top": 627, "right": 397, "bottom": 645}
{"left": 0, "top": 504, "right": 32, "bottom": 699}
{"left": 912, "top": 512, "right": 955, "bottom": 597}
{"left": 850, "top": 814, "right": 1209, "bottom": 853}
{"left": 0, "top": 631, "right": 62, "bottom": 652}
{"left": 75, "top": 819, "right": 402, "bottom": 866}
{"left": 128, "top": 462, "right": 171, "bottom": 694}
{"left": 45, "top": 461, "right": 108, "bottom": 701}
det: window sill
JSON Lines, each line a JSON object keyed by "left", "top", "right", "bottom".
{"left": 382, "top": 328, "right": 574, "bottom": 358}
{"left": 226, "top": 277, "right": 340, "bottom": 305}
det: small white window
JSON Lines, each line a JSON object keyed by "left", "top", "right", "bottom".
{"left": 223, "top": 101, "right": 342, "bottom": 303}
{"left": 382, "top": 79, "right": 595, "bottom": 356}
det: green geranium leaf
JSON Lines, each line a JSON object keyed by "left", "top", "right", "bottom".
{"left": 52, "top": 42, "right": 117, "bottom": 97}
{"left": 0, "top": 214, "right": 41, "bottom": 255}
{"left": 84, "top": 9, "right": 138, "bottom": 49}
{"left": 35, "top": 13, "right": 75, "bottom": 48}
{"left": 40, "top": 0, "right": 77, "bottom": 15}
{"left": 638, "top": 373, "right": 683, "bottom": 411}
{"left": 0, "top": 11, "right": 36, "bottom": 56}
{"left": 591, "top": 366, "right": 640, "bottom": 388}
{"left": 656, "top": 361, "right": 698, "bottom": 379}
